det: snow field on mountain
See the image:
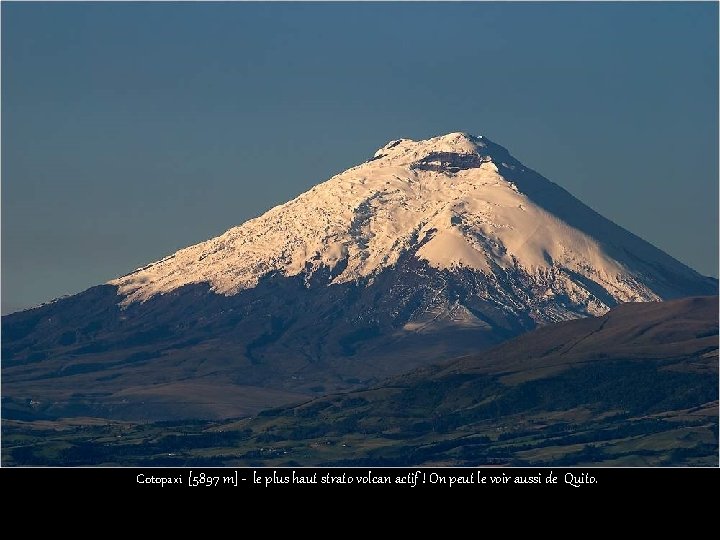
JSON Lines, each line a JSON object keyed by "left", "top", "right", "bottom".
{"left": 111, "top": 133, "right": 661, "bottom": 312}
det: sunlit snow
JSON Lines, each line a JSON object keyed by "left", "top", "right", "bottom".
{"left": 111, "top": 132, "right": 660, "bottom": 312}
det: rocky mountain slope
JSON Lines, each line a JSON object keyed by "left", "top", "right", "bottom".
{"left": 5, "top": 296, "right": 716, "bottom": 466}
{"left": 3, "top": 133, "right": 716, "bottom": 421}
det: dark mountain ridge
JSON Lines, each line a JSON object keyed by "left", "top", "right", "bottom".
{"left": 4, "top": 296, "right": 716, "bottom": 466}
{"left": 3, "top": 133, "right": 716, "bottom": 422}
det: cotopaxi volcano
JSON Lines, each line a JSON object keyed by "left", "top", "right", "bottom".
{"left": 3, "top": 133, "right": 715, "bottom": 421}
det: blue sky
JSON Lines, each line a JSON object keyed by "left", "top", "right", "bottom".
{"left": 2, "top": 2, "right": 718, "bottom": 314}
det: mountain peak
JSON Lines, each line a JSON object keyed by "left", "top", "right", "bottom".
{"left": 436, "top": 131, "right": 484, "bottom": 146}
{"left": 110, "top": 132, "right": 713, "bottom": 315}
{"left": 6, "top": 131, "right": 715, "bottom": 424}
{"left": 372, "top": 132, "right": 486, "bottom": 162}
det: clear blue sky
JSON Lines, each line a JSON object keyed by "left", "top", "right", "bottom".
{"left": 2, "top": 2, "right": 718, "bottom": 314}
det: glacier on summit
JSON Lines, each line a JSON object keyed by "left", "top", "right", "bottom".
{"left": 111, "top": 132, "right": 708, "bottom": 322}
{"left": 4, "top": 131, "right": 716, "bottom": 421}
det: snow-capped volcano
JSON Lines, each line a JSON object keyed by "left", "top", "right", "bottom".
{"left": 111, "top": 132, "right": 705, "bottom": 320}
{"left": 4, "top": 132, "right": 716, "bottom": 422}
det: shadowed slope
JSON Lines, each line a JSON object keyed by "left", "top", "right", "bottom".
{"left": 4, "top": 297, "right": 716, "bottom": 466}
